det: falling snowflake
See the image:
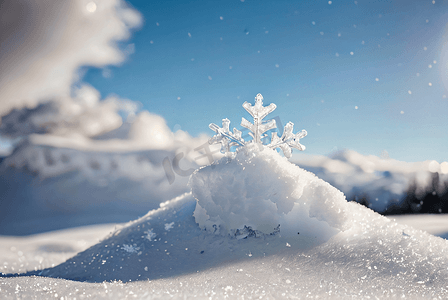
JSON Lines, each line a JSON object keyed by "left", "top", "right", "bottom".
{"left": 121, "top": 244, "right": 140, "bottom": 254}
{"left": 165, "top": 222, "right": 175, "bottom": 231}
{"left": 209, "top": 93, "right": 307, "bottom": 158}
{"left": 144, "top": 229, "right": 157, "bottom": 241}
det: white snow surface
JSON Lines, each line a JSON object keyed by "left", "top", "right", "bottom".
{"left": 2, "top": 146, "right": 448, "bottom": 299}
{"left": 190, "top": 144, "right": 347, "bottom": 239}
{"left": 0, "top": 131, "right": 212, "bottom": 235}
{"left": 291, "top": 150, "right": 448, "bottom": 212}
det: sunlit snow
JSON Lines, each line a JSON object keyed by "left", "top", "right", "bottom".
{"left": 2, "top": 143, "right": 448, "bottom": 299}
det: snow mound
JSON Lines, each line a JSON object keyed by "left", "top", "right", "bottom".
{"left": 5, "top": 147, "right": 448, "bottom": 298}
{"left": 190, "top": 144, "right": 348, "bottom": 240}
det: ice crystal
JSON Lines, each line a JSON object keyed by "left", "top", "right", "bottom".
{"left": 209, "top": 119, "right": 244, "bottom": 154}
{"left": 164, "top": 222, "right": 175, "bottom": 231}
{"left": 121, "top": 244, "right": 140, "bottom": 254}
{"left": 143, "top": 229, "right": 157, "bottom": 241}
{"left": 209, "top": 93, "right": 307, "bottom": 158}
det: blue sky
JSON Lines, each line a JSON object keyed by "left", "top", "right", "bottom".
{"left": 83, "top": 0, "right": 448, "bottom": 162}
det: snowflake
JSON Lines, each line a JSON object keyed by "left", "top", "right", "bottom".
{"left": 143, "top": 229, "right": 157, "bottom": 241}
{"left": 121, "top": 244, "right": 140, "bottom": 254}
{"left": 164, "top": 222, "right": 175, "bottom": 231}
{"left": 209, "top": 93, "right": 307, "bottom": 158}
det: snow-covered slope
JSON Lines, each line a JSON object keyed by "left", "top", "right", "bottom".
{"left": 3, "top": 145, "right": 448, "bottom": 299}
{"left": 292, "top": 150, "right": 448, "bottom": 213}
{"left": 0, "top": 131, "right": 211, "bottom": 235}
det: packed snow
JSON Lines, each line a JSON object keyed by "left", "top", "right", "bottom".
{"left": 2, "top": 143, "right": 448, "bottom": 299}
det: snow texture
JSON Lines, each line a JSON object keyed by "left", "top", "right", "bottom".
{"left": 3, "top": 145, "right": 448, "bottom": 299}
{"left": 190, "top": 144, "right": 348, "bottom": 237}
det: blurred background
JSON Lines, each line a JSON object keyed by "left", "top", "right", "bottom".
{"left": 0, "top": 0, "right": 447, "bottom": 235}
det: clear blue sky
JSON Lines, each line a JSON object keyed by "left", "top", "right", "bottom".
{"left": 84, "top": 0, "right": 448, "bottom": 163}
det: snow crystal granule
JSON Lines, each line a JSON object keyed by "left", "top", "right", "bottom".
{"left": 144, "top": 229, "right": 157, "bottom": 241}
{"left": 164, "top": 222, "right": 174, "bottom": 231}
{"left": 120, "top": 244, "right": 140, "bottom": 254}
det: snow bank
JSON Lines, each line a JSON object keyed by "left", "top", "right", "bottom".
{"left": 5, "top": 145, "right": 448, "bottom": 299}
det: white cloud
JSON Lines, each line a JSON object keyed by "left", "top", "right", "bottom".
{"left": 0, "top": 0, "right": 142, "bottom": 118}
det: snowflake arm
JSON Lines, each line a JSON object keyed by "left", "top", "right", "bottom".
{"left": 268, "top": 121, "right": 307, "bottom": 158}
{"left": 144, "top": 229, "right": 157, "bottom": 241}
{"left": 209, "top": 118, "right": 245, "bottom": 154}
{"left": 121, "top": 244, "right": 140, "bottom": 254}
{"left": 207, "top": 93, "right": 307, "bottom": 159}
{"left": 241, "top": 94, "right": 277, "bottom": 143}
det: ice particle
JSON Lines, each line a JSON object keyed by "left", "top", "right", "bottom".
{"left": 121, "top": 244, "right": 140, "bottom": 254}
{"left": 165, "top": 222, "right": 175, "bottom": 231}
{"left": 144, "top": 229, "right": 157, "bottom": 241}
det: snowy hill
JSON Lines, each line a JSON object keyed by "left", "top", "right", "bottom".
{"left": 0, "top": 131, "right": 211, "bottom": 235}
{"left": 292, "top": 150, "right": 448, "bottom": 214}
{"left": 3, "top": 145, "right": 448, "bottom": 299}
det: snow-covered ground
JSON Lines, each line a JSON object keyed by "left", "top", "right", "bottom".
{"left": 1, "top": 213, "right": 448, "bottom": 299}
{"left": 0, "top": 129, "right": 212, "bottom": 235}
{"left": 292, "top": 150, "right": 448, "bottom": 213}
{"left": 2, "top": 0, "right": 448, "bottom": 298}
{"left": 2, "top": 145, "right": 448, "bottom": 299}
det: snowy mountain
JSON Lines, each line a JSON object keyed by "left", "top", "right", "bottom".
{"left": 0, "top": 129, "right": 212, "bottom": 235}
{"left": 292, "top": 150, "right": 448, "bottom": 214}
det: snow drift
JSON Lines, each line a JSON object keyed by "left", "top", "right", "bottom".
{"left": 5, "top": 144, "right": 448, "bottom": 299}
